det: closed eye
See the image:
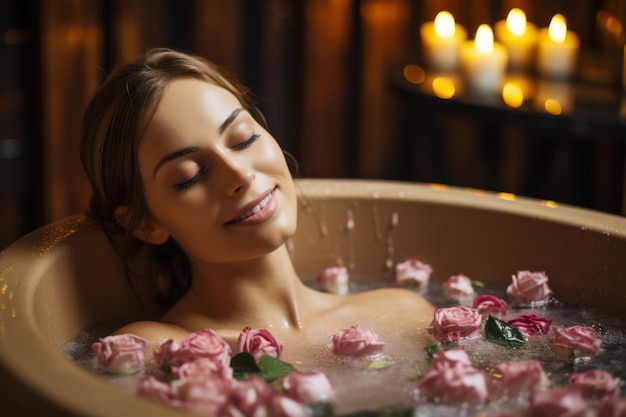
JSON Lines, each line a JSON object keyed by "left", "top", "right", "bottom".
{"left": 175, "top": 168, "right": 206, "bottom": 191}
{"left": 232, "top": 133, "right": 260, "bottom": 151}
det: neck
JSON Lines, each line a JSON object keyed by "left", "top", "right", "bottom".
{"left": 187, "top": 245, "right": 308, "bottom": 331}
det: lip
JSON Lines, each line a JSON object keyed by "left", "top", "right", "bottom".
{"left": 225, "top": 187, "right": 278, "bottom": 226}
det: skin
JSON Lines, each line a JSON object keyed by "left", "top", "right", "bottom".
{"left": 115, "top": 78, "right": 434, "bottom": 367}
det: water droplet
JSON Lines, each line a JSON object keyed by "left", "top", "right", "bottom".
{"left": 346, "top": 209, "right": 355, "bottom": 231}
{"left": 390, "top": 211, "right": 399, "bottom": 228}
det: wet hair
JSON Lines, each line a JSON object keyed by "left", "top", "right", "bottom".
{"left": 80, "top": 48, "right": 268, "bottom": 306}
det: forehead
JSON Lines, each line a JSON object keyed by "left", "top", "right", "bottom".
{"left": 137, "top": 78, "right": 243, "bottom": 175}
{"left": 140, "top": 78, "right": 241, "bottom": 151}
{"left": 151, "top": 78, "right": 240, "bottom": 132}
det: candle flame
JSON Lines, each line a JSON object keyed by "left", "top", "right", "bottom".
{"left": 506, "top": 8, "right": 527, "bottom": 37}
{"left": 434, "top": 11, "right": 455, "bottom": 39}
{"left": 548, "top": 14, "right": 567, "bottom": 43}
{"left": 475, "top": 24, "right": 494, "bottom": 53}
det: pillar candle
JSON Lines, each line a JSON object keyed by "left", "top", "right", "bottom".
{"left": 460, "top": 24, "right": 508, "bottom": 93}
{"left": 420, "top": 11, "right": 468, "bottom": 71}
{"left": 494, "top": 8, "right": 538, "bottom": 71}
{"left": 537, "top": 14, "right": 580, "bottom": 79}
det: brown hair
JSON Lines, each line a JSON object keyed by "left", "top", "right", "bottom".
{"left": 80, "top": 48, "right": 267, "bottom": 305}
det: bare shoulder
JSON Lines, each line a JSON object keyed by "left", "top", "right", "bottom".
{"left": 313, "top": 287, "right": 435, "bottom": 345}
{"left": 113, "top": 320, "right": 190, "bottom": 345}
{"left": 353, "top": 287, "right": 433, "bottom": 310}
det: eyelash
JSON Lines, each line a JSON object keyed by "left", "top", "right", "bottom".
{"left": 175, "top": 167, "right": 206, "bottom": 191}
{"left": 174, "top": 133, "right": 261, "bottom": 191}
{"left": 233, "top": 132, "right": 260, "bottom": 150}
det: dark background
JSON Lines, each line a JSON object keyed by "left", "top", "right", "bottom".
{"left": 1, "top": 0, "right": 625, "bottom": 249}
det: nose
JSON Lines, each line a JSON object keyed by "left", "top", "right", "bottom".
{"left": 217, "top": 153, "right": 255, "bottom": 196}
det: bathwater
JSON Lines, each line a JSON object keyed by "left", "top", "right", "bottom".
{"left": 65, "top": 276, "right": 626, "bottom": 416}
{"left": 306, "top": 276, "right": 626, "bottom": 415}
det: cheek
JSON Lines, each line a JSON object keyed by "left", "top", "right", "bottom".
{"left": 142, "top": 183, "right": 219, "bottom": 239}
{"left": 258, "top": 138, "right": 289, "bottom": 169}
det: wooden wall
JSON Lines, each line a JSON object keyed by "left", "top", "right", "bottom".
{"left": 38, "top": 0, "right": 102, "bottom": 222}
{"left": 1, "top": 0, "right": 624, "bottom": 248}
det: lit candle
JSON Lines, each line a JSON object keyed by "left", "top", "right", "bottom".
{"left": 460, "top": 24, "right": 508, "bottom": 93}
{"left": 494, "top": 8, "right": 538, "bottom": 70}
{"left": 420, "top": 11, "right": 468, "bottom": 71}
{"left": 537, "top": 14, "right": 580, "bottom": 79}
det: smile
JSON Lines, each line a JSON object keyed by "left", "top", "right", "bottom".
{"left": 226, "top": 188, "right": 277, "bottom": 226}
{"left": 233, "top": 192, "right": 272, "bottom": 222}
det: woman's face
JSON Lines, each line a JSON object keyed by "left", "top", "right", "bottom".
{"left": 136, "top": 78, "right": 297, "bottom": 264}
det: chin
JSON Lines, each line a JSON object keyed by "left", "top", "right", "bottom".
{"left": 268, "top": 213, "right": 297, "bottom": 247}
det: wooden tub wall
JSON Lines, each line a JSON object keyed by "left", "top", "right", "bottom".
{"left": 1, "top": 179, "right": 625, "bottom": 416}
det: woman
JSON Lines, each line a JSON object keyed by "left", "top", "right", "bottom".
{"left": 80, "top": 48, "right": 433, "bottom": 366}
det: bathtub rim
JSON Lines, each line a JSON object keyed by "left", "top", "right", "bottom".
{"left": 1, "top": 178, "right": 625, "bottom": 416}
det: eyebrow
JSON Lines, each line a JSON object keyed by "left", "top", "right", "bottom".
{"left": 153, "top": 147, "right": 199, "bottom": 178}
{"left": 152, "top": 107, "right": 244, "bottom": 178}
{"left": 219, "top": 107, "right": 243, "bottom": 134}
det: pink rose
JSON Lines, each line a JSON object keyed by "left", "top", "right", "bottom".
{"left": 526, "top": 387, "right": 587, "bottom": 417}
{"left": 549, "top": 326, "right": 602, "bottom": 358}
{"left": 473, "top": 294, "right": 508, "bottom": 318}
{"left": 237, "top": 327, "right": 284, "bottom": 361}
{"left": 173, "top": 373, "right": 232, "bottom": 416}
{"left": 428, "top": 347, "right": 473, "bottom": 367}
{"left": 327, "top": 324, "right": 385, "bottom": 357}
{"left": 442, "top": 274, "right": 475, "bottom": 298}
{"left": 316, "top": 266, "right": 349, "bottom": 295}
{"left": 282, "top": 370, "right": 334, "bottom": 404}
{"left": 92, "top": 333, "right": 149, "bottom": 374}
{"left": 267, "top": 395, "right": 311, "bottom": 417}
{"left": 154, "top": 328, "right": 232, "bottom": 370}
{"left": 417, "top": 348, "right": 493, "bottom": 404}
{"left": 172, "top": 357, "right": 234, "bottom": 381}
{"left": 496, "top": 360, "right": 548, "bottom": 396}
{"left": 507, "top": 314, "right": 552, "bottom": 338}
{"left": 427, "top": 306, "right": 482, "bottom": 343}
{"left": 220, "top": 375, "right": 309, "bottom": 417}
{"left": 153, "top": 339, "right": 180, "bottom": 369}
{"left": 395, "top": 258, "right": 432, "bottom": 288}
{"left": 222, "top": 376, "right": 273, "bottom": 416}
{"left": 568, "top": 369, "right": 621, "bottom": 398}
{"left": 506, "top": 270, "right": 553, "bottom": 306}
{"left": 597, "top": 395, "right": 626, "bottom": 417}
{"left": 136, "top": 376, "right": 179, "bottom": 407}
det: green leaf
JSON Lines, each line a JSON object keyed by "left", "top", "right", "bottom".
{"left": 368, "top": 359, "right": 392, "bottom": 370}
{"left": 470, "top": 279, "right": 485, "bottom": 288}
{"left": 424, "top": 342, "right": 458, "bottom": 358}
{"left": 230, "top": 352, "right": 261, "bottom": 380}
{"left": 310, "top": 401, "right": 335, "bottom": 417}
{"left": 257, "top": 354, "right": 295, "bottom": 382}
{"left": 485, "top": 315, "right": 526, "bottom": 348}
{"left": 159, "top": 359, "right": 172, "bottom": 375}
